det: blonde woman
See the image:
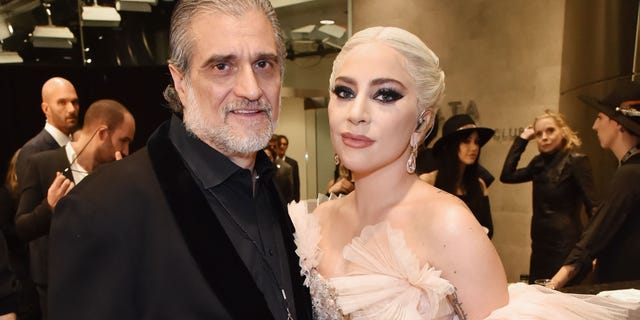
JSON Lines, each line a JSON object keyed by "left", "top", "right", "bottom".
{"left": 288, "top": 28, "right": 638, "bottom": 319}
{"left": 500, "top": 110, "right": 597, "bottom": 285}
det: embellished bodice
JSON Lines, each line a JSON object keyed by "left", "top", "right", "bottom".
{"left": 288, "top": 198, "right": 458, "bottom": 320}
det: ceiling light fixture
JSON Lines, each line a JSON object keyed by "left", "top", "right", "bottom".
{"left": 291, "top": 24, "right": 316, "bottom": 36}
{"left": 0, "top": 15, "right": 22, "bottom": 63}
{"left": 321, "top": 37, "right": 342, "bottom": 50}
{"left": 82, "top": 1, "right": 121, "bottom": 27}
{"left": 319, "top": 19, "right": 335, "bottom": 25}
{"left": 270, "top": 0, "right": 315, "bottom": 8}
{"left": 0, "top": 50, "right": 22, "bottom": 63}
{"left": 0, "top": 0, "right": 40, "bottom": 17}
{"left": 0, "top": 15, "right": 10, "bottom": 40}
{"left": 318, "top": 24, "right": 346, "bottom": 39}
{"left": 116, "top": 0, "right": 158, "bottom": 13}
{"left": 31, "top": 2, "right": 76, "bottom": 49}
{"left": 286, "top": 21, "right": 347, "bottom": 59}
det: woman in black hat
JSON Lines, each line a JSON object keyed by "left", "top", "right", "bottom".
{"left": 500, "top": 110, "right": 597, "bottom": 286}
{"left": 419, "top": 114, "right": 496, "bottom": 238}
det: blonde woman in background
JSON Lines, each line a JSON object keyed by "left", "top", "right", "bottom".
{"left": 500, "top": 110, "right": 597, "bottom": 286}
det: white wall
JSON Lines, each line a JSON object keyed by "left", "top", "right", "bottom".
{"left": 276, "top": 97, "right": 310, "bottom": 200}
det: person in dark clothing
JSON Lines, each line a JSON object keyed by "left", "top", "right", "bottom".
{"left": 1, "top": 150, "right": 40, "bottom": 320}
{"left": 500, "top": 109, "right": 597, "bottom": 285}
{"left": 0, "top": 230, "right": 17, "bottom": 320}
{"left": 0, "top": 151, "right": 22, "bottom": 320}
{"left": 549, "top": 80, "right": 640, "bottom": 289}
{"left": 326, "top": 157, "right": 354, "bottom": 196}
{"left": 47, "top": 1, "right": 312, "bottom": 319}
{"left": 420, "top": 114, "right": 496, "bottom": 238}
{"left": 416, "top": 114, "right": 495, "bottom": 186}
{"left": 15, "top": 77, "right": 80, "bottom": 186}
{"left": 276, "top": 135, "right": 300, "bottom": 202}
{"left": 17, "top": 100, "right": 135, "bottom": 319}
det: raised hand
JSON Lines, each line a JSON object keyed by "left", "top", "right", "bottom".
{"left": 520, "top": 125, "right": 535, "bottom": 140}
{"left": 47, "top": 172, "right": 75, "bottom": 209}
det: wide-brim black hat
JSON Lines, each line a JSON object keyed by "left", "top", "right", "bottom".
{"left": 433, "top": 114, "right": 495, "bottom": 154}
{"left": 578, "top": 80, "right": 640, "bottom": 136}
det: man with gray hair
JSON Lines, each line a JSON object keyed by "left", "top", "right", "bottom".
{"left": 48, "top": 1, "right": 312, "bottom": 319}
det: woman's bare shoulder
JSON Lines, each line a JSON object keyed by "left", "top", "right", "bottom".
{"left": 405, "top": 182, "right": 489, "bottom": 253}
{"left": 410, "top": 181, "right": 473, "bottom": 226}
{"left": 406, "top": 182, "right": 508, "bottom": 318}
{"left": 313, "top": 194, "right": 351, "bottom": 225}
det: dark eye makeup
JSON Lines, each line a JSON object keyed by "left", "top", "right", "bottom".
{"left": 331, "top": 85, "right": 404, "bottom": 103}
{"left": 373, "top": 88, "right": 404, "bottom": 103}
{"left": 332, "top": 85, "right": 355, "bottom": 99}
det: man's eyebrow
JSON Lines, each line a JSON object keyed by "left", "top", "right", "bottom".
{"left": 201, "top": 54, "right": 235, "bottom": 68}
{"left": 200, "top": 52, "right": 279, "bottom": 68}
{"left": 256, "top": 53, "right": 279, "bottom": 61}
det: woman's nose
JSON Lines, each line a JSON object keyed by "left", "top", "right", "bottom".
{"left": 347, "top": 95, "right": 369, "bottom": 125}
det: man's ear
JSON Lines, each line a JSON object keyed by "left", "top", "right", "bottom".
{"left": 168, "top": 64, "right": 187, "bottom": 107}
{"left": 41, "top": 102, "right": 49, "bottom": 117}
{"left": 96, "top": 126, "right": 109, "bottom": 141}
{"left": 617, "top": 122, "right": 626, "bottom": 133}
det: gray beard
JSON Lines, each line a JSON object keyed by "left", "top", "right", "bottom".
{"left": 183, "top": 90, "right": 275, "bottom": 155}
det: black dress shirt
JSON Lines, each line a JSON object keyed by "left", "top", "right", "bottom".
{"left": 564, "top": 153, "right": 640, "bottom": 283}
{"left": 168, "top": 118, "right": 297, "bottom": 319}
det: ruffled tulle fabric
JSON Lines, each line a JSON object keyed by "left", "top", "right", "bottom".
{"left": 486, "top": 283, "right": 639, "bottom": 319}
{"left": 332, "top": 222, "right": 456, "bottom": 320}
{"left": 288, "top": 196, "right": 457, "bottom": 320}
{"left": 288, "top": 196, "right": 640, "bottom": 320}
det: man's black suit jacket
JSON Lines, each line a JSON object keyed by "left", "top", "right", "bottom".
{"left": 16, "top": 129, "right": 60, "bottom": 185}
{"left": 284, "top": 156, "right": 300, "bottom": 202}
{"left": 16, "top": 147, "right": 71, "bottom": 286}
{"left": 48, "top": 120, "right": 312, "bottom": 320}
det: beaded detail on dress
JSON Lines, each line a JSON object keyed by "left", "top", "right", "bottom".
{"left": 308, "top": 269, "right": 344, "bottom": 320}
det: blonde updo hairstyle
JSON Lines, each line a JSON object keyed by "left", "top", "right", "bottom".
{"left": 329, "top": 26, "right": 446, "bottom": 130}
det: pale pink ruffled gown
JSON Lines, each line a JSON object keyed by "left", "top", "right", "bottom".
{"left": 288, "top": 196, "right": 639, "bottom": 320}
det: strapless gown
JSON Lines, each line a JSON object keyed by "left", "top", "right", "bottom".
{"left": 288, "top": 196, "right": 639, "bottom": 320}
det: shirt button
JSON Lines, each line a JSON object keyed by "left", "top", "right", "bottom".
{"left": 268, "top": 249, "right": 274, "bottom": 256}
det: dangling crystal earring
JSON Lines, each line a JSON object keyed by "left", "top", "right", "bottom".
{"left": 406, "top": 143, "right": 418, "bottom": 174}
{"left": 334, "top": 153, "right": 340, "bottom": 165}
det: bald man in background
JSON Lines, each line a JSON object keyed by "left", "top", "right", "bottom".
{"left": 12, "top": 77, "right": 79, "bottom": 320}
{"left": 16, "top": 99, "right": 135, "bottom": 319}
{"left": 16, "top": 77, "right": 80, "bottom": 185}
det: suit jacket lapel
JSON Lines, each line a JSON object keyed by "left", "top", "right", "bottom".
{"left": 269, "top": 184, "right": 313, "bottom": 319}
{"left": 40, "top": 129, "right": 60, "bottom": 150}
{"left": 147, "top": 121, "right": 274, "bottom": 320}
